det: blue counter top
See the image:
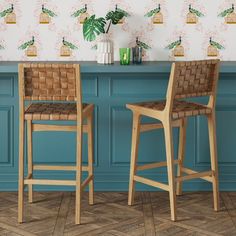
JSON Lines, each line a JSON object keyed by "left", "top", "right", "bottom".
{"left": 0, "top": 61, "right": 236, "bottom": 73}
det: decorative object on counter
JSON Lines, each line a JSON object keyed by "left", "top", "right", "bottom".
{"left": 132, "top": 37, "right": 151, "bottom": 64}
{"left": 71, "top": 4, "right": 89, "bottom": 24}
{"left": 18, "top": 36, "right": 37, "bottom": 57}
{"left": 120, "top": 48, "right": 131, "bottom": 65}
{"left": 186, "top": 4, "right": 204, "bottom": 24}
{"left": 145, "top": 4, "right": 163, "bottom": 24}
{"left": 60, "top": 37, "right": 78, "bottom": 57}
{"left": 39, "top": 4, "right": 57, "bottom": 24}
{"left": 166, "top": 36, "right": 184, "bottom": 57}
{"left": 0, "top": 4, "right": 16, "bottom": 24}
{"left": 83, "top": 4, "right": 130, "bottom": 64}
{"left": 207, "top": 37, "right": 224, "bottom": 57}
{"left": 218, "top": 4, "right": 236, "bottom": 24}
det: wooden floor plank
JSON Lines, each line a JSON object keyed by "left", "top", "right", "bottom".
{"left": 53, "top": 192, "right": 71, "bottom": 236}
{"left": 0, "top": 192, "right": 235, "bottom": 236}
{"left": 141, "top": 192, "right": 155, "bottom": 236}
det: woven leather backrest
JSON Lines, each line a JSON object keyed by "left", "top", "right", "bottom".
{"left": 173, "top": 60, "right": 219, "bottom": 99}
{"left": 22, "top": 64, "right": 78, "bottom": 101}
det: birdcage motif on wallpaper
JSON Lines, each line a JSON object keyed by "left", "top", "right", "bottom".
{"left": 39, "top": 5, "right": 57, "bottom": 24}
{"left": 71, "top": 4, "right": 90, "bottom": 24}
{"left": 26, "top": 45, "right": 37, "bottom": 57}
{"left": 166, "top": 36, "right": 185, "bottom": 57}
{"left": 60, "top": 37, "right": 78, "bottom": 57}
{"left": 0, "top": 4, "right": 16, "bottom": 24}
{"left": 207, "top": 45, "right": 218, "bottom": 57}
{"left": 186, "top": 12, "right": 198, "bottom": 24}
{"left": 5, "top": 12, "right": 16, "bottom": 24}
{"left": 39, "top": 12, "right": 51, "bottom": 24}
{"left": 186, "top": 5, "right": 204, "bottom": 24}
{"left": 18, "top": 36, "right": 38, "bottom": 57}
{"left": 207, "top": 37, "right": 224, "bottom": 57}
{"left": 60, "top": 45, "right": 71, "bottom": 57}
{"left": 153, "top": 12, "right": 163, "bottom": 24}
{"left": 145, "top": 4, "right": 164, "bottom": 24}
{"left": 218, "top": 4, "right": 236, "bottom": 24}
{"left": 225, "top": 12, "right": 236, "bottom": 24}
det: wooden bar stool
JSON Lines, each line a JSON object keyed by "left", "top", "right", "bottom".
{"left": 18, "top": 63, "right": 94, "bottom": 224}
{"left": 127, "top": 60, "right": 220, "bottom": 221}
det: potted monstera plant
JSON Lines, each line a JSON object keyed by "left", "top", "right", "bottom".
{"left": 83, "top": 5, "right": 130, "bottom": 64}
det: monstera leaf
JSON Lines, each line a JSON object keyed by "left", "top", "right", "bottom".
{"left": 83, "top": 15, "right": 106, "bottom": 42}
{"left": 106, "top": 10, "right": 125, "bottom": 24}
{"left": 144, "top": 8, "right": 160, "bottom": 17}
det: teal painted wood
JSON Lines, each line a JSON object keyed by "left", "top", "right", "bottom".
{"left": 0, "top": 63, "right": 236, "bottom": 191}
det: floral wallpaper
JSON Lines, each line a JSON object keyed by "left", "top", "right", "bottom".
{"left": 0, "top": 0, "right": 236, "bottom": 61}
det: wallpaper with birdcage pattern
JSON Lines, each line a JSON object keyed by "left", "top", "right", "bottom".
{"left": 0, "top": 0, "right": 236, "bottom": 61}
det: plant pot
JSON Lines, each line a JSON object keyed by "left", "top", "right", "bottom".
{"left": 97, "top": 35, "right": 114, "bottom": 64}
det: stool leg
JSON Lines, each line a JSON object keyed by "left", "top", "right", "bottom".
{"left": 18, "top": 119, "right": 25, "bottom": 223}
{"left": 176, "top": 118, "right": 187, "bottom": 196}
{"left": 164, "top": 119, "right": 177, "bottom": 221}
{"left": 75, "top": 125, "right": 83, "bottom": 224}
{"left": 128, "top": 113, "right": 141, "bottom": 206}
{"left": 27, "top": 120, "right": 33, "bottom": 203}
{"left": 208, "top": 112, "right": 220, "bottom": 211}
{"left": 87, "top": 113, "right": 94, "bottom": 205}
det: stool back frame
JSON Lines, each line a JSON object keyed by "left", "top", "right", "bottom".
{"left": 165, "top": 60, "right": 220, "bottom": 115}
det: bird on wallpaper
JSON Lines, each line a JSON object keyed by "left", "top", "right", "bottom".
{"left": 18, "top": 36, "right": 35, "bottom": 50}
{"left": 188, "top": 5, "right": 204, "bottom": 17}
{"left": 41, "top": 4, "right": 57, "bottom": 17}
{"left": 144, "top": 4, "right": 161, "bottom": 17}
{"left": 62, "top": 37, "right": 78, "bottom": 50}
{"left": 165, "top": 36, "right": 182, "bottom": 50}
{"left": 136, "top": 37, "right": 151, "bottom": 50}
{"left": 71, "top": 4, "right": 87, "bottom": 17}
{"left": 0, "top": 4, "right": 14, "bottom": 18}
{"left": 218, "top": 4, "right": 234, "bottom": 17}
{"left": 0, "top": 45, "right": 4, "bottom": 50}
{"left": 209, "top": 37, "right": 225, "bottom": 50}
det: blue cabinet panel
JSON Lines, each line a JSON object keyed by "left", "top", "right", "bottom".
{"left": 0, "top": 67, "right": 236, "bottom": 191}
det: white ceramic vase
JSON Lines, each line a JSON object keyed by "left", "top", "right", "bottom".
{"left": 97, "top": 34, "right": 114, "bottom": 64}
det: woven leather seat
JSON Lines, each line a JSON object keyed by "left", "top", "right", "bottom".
{"left": 25, "top": 103, "right": 90, "bottom": 120}
{"left": 130, "top": 100, "right": 212, "bottom": 119}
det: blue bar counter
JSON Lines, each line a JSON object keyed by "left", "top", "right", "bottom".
{"left": 0, "top": 61, "right": 236, "bottom": 191}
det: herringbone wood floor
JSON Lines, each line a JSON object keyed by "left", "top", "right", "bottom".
{"left": 0, "top": 192, "right": 235, "bottom": 236}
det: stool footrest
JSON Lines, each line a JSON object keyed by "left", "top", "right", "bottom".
{"left": 32, "top": 124, "right": 88, "bottom": 133}
{"left": 33, "top": 165, "right": 89, "bottom": 171}
{"left": 136, "top": 160, "right": 179, "bottom": 171}
{"left": 177, "top": 168, "right": 213, "bottom": 182}
{"left": 140, "top": 120, "right": 181, "bottom": 132}
{"left": 134, "top": 175, "right": 169, "bottom": 191}
{"left": 24, "top": 179, "right": 76, "bottom": 186}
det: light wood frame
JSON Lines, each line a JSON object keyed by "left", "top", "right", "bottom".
{"left": 127, "top": 60, "right": 220, "bottom": 221}
{"left": 18, "top": 63, "right": 94, "bottom": 225}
